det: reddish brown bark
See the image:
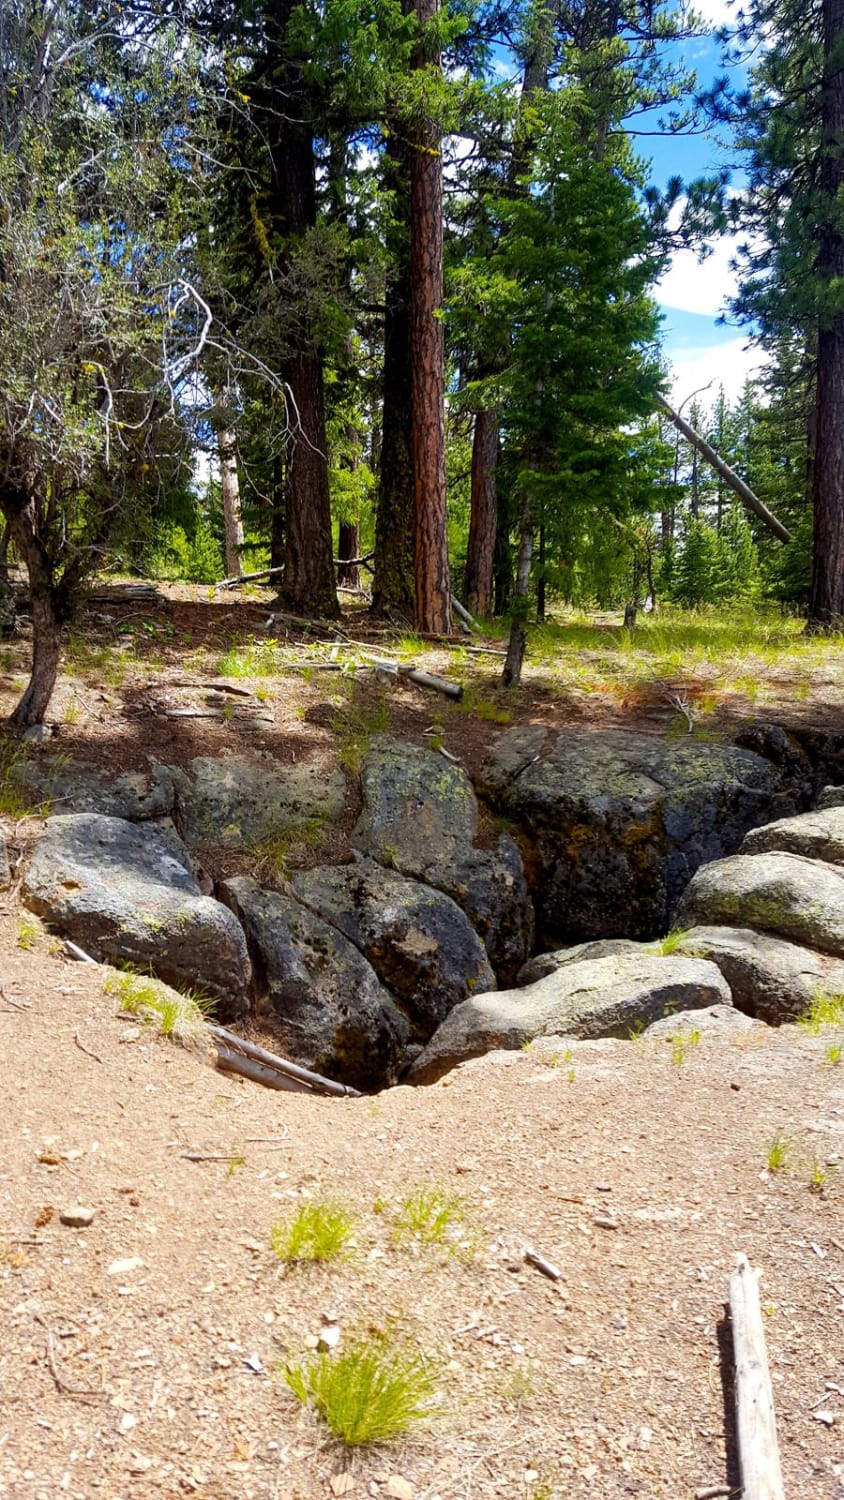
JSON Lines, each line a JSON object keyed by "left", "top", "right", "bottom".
{"left": 809, "top": 0, "right": 844, "bottom": 627}
{"left": 464, "top": 408, "right": 499, "bottom": 617}
{"left": 409, "top": 0, "right": 451, "bottom": 636}
{"left": 217, "top": 426, "right": 244, "bottom": 578}
{"left": 337, "top": 520, "right": 361, "bottom": 588}
{"left": 372, "top": 135, "right": 416, "bottom": 620}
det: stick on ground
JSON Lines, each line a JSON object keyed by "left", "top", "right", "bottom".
{"left": 728, "top": 1252, "right": 786, "bottom": 1500}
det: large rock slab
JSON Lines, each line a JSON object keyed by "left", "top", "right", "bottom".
{"left": 219, "top": 877, "right": 408, "bottom": 1091}
{"left": 353, "top": 739, "right": 533, "bottom": 982}
{"left": 741, "top": 805, "right": 844, "bottom": 864}
{"left": 173, "top": 755, "right": 346, "bottom": 849}
{"left": 675, "top": 851, "right": 844, "bottom": 959}
{"left": 409, "top": 951, "right": 730, "bottom": 1083}
{"left": 22, "top": 814, "right": 250, "bottom": 1008}
{"left": 518, "top": 938, "right": 643, "bottom": 986}
{"left": 21, "top": 759, "right": 177, "bottom": 820}
{"left": 291, "top": 858, "right": 495, "bottom": 1040}
{"left": 479, "top": 726, "right": 800, "bottom": 944}
{"left": 675, "top": 925, "right": 844, "bottom": 1025}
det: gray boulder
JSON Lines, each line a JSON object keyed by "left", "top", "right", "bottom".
{"left": 291, "top": 857, "right": 495, "bottom": 1039}
{"left": 675, "top": 851, "right": 844, "bottom": 959}
{"left": 353, "top": 739, "right": 533, "bottom": 982}
{"left": 174, "top": 754, "right": 346, "bottom": 849}
{"left": 817, "top": 786, "right": 844, "bottom": 810}
{"left": 409, "top": 950, "right": 730, "bottom": 1084}
{"left": 219, "top": 877, "right": 408, "bottom": 1091}
{"left": 518, "top": 938, "right": 642, "bottom": 986}
{"left": 21, "top": 759, "right": 177, "bottom": 820}
{"left": 479, "top": 726, "right": 801, "bottom": 945}
{"left": 674, "top": 924, "right": 844, "bottom": 1025}
{"left": 22, "top": 814, "right": 250, "bottom": 1009}
{"left": 644, "top": 1003, "right": 757, "bottom": 1040}
{"left": 741, "top": 805, "right": 844, "bottom": 864}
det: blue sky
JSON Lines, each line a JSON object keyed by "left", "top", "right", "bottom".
{"left": 633, "top": 2, "right": 768, "bottom": 408}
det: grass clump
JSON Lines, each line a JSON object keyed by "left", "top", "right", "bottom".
{"left": 16, "top": 916, "right": 42, "bottom": 951}
{"left": 669, "top": 1027, "right": 701, "bottom": 1066}
{"left": 284, "top": 1330, "right": 438, "bottom": 1446}
{"left": 0, "top": 739, "right": 46, "bottom": 818}
{"left": 766, "top": 1131, "right": 793, "bottom": 1174}
{"left": 392, "top": 1184, "right": 468, "bottom": 1246}
{"left": 656, "top": 927, "right": 699, "bottom": 957}
{"left": 799, "top": 988, "right": 844, "bottom": 1034}
{"left": 216, "top": 637, "right": 281, "bottom": 678}
{"left": 270, "top": 1200, "right": 356, "bottom": 1264}
{"left": 104, "top": 970, "right": 212, "bottom": 1044}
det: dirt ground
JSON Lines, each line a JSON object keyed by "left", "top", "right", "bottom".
{"left": 1, "top": 584, "right": 844, "bottom": 1499}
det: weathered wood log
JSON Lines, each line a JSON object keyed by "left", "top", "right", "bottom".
{"left": 211, "top": 1026, "right": 362, "bottom": 1099}
{"left": 214, "top": 565, "right": 285, "bottom": 591}
{"left": 728, "top": 1253, "right": 786, "bottom": 1500}
{"left": 404, "top": 666, "right": 463, "bottom": 700}
{"left": 657, "top": 395, "right": 791, "bottom": 545}
{"left": 451, "top": 595, "right": 481, "bottom": 633}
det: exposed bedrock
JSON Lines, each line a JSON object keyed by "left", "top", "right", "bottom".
{"left": 478, "top": 725, "right": 807, "bottom": 945}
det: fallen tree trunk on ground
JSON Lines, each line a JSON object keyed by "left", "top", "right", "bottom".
{"left": 728, "top": 1252, "right": 786, "bottom": 1500}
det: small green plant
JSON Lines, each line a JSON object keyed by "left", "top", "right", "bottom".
{"left": 270, "top": 1200, "right": 356, "bottom": 1264}
{"left": 104, "top": 970, "right": 212, "bottom": 1043}
{"left": 824, "top": 1042, "right": 842, "bottom": 1066}
{"left": 392, "top": 1184, "right": 467, "bottom": 1246}
{"left": 250, "top": 816, "right": 326, "bottom": 879}
{"left": 284, "top": 1330, "right": 438, "bottom": 1446}
{"left": 800, "top": 989, "right": 844, "bottom": 1034}
{"left": 807, "top": 1157, "right": 830, "bottom": 1196}
{"left": 16, "top": 917, "right": 41, "bottom": 950}
{"left": 766, "top": 1131, "right": 793, "bottom": 1174}
{"left": 0, "top": 739, "right": 45, "bottom": 818}
{"left": 225, "top": 1151, "right": 247, "bottom": 1179}
{"left": 657, "top": 927, "right": 696, "bottom": 956}
{"left": 217, "top": 637, "right": 281, "bottom": 678}
{"left": 670, "top": 1027, "right": 701, "bottom": 1066}
{"left": 62, "top": 696, "right": 81, "bottom": 725}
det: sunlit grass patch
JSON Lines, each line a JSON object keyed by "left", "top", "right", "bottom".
{"left": 391, "top": 1183, "right": 469, "bottom": 1247}
{"left": 216, "top": 636, "right": 282, "bottom": 677}
{"left": 284, "top": 1330, "right": 439, "bottom": 1446}
{"left": 799, "top": 989, "right": 844, "bottom": 1035}
{"left": 104, "top": 970, "right": 213, "bottom": 1044}
{"left": 271, "top": 1200, "right": 357, "bottom": 1264}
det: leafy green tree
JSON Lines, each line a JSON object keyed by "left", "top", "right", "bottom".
{"left": 0, "top": 2, "right": 207, "bottom": 723}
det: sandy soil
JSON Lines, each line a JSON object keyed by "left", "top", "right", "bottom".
{"left": 1, "top": 928, "right": 842, "bottom": 1500}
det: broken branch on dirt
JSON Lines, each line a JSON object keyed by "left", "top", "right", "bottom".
{"left": 729, "top": 1252, "right": 785, "bottom": 1500}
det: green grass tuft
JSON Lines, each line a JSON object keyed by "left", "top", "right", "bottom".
{"left": 104, "top": 970, "right": 213, "bottom": 1043}
{"left": 284, "top": 1331, "right": 439, "bottom": 1446}
{"left": 766, "top": 1131, "right": 793, "bottom": 1173}
{"left": 270, "top": 1200, "right": 356, "bottom": 1264}
{"left": 800, "top": 989, "right": 844, "bottom": 1034}
{"left": 392, "top": 1184, "right": 468, "bottom": 1246}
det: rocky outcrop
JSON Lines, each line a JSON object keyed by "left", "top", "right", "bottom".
{"left": 674, "top": 925, "right": 844, "bottom": 1025}
{"left": 219, "top": 877, "right": 408, "bottom": 1091}
{"left": 353, "top": 739, "right": 533, "bottom": 982}
{"left": 518, "top": 938, "right": 643, "bottom": 985}
{"left": 410, "top": 949, "right": 730, "bottom": 1084}
{"left": 741, "top": 805, "right": 844, "bottom": 864}
{"left": 675, "top": 851, "right": 844, "bottom": 960}
{"left": 479, "top": 726, "right": 801, "bottom": 945}
{"left": 22, "top": 814, "right": 250, "bottom": 1009}
{"left": 644, "top": 1003, "right": 757, "bottom": 1040}
{"left": 22, "top": 760, "right": 178, "bottom": 821}
{"left": 172, "top": 754, "right": 346, "bottom": 849}
{"left": 292, "top": 858, "right": 495, "bottom": 1040}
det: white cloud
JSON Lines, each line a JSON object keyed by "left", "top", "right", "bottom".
{"left": 668, "top": 336, "right": 769, "bottom": 406}
{"left": 655, "top": 234, "right": 743, "bottom": 318}
{"left": 683, "top": 0, "right": 737, "bottom": 29}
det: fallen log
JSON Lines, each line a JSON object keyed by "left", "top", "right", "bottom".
{"left": 657, "top": 395, "right": 791, "bottom": 545}
{"left": 728, "top": 1252, "right": 786, "bottom": 1500}
{"left": 211, "top": 1026, "right": 362, "bottom": 1099}
{"left": 213, "top": 565, "right": 284, "bottom": 591}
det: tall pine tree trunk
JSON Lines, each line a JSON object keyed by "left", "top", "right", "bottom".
{"left": 217, "top": 426, "right": 244, "bottom": 578}
{"left": 372, "top": 135, "right": 416, "bottom": 619}
{"left": 464, "top": 407, "right": 498, "bottom": 616}
{"left": 264, "top": 13, "right": 338, "bottom": 620}
{"left": 809, "top": 0, "right": 844, "bottom": 626}
{"left": 337, "top": 520, "right": 361, "bottom": 588}
{"left": 409, "top": 0, "right": 451, "bottom": 635}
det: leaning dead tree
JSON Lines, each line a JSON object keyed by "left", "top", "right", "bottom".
{"left": 657, "top": 395, "right": 792, "bottom": 545}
